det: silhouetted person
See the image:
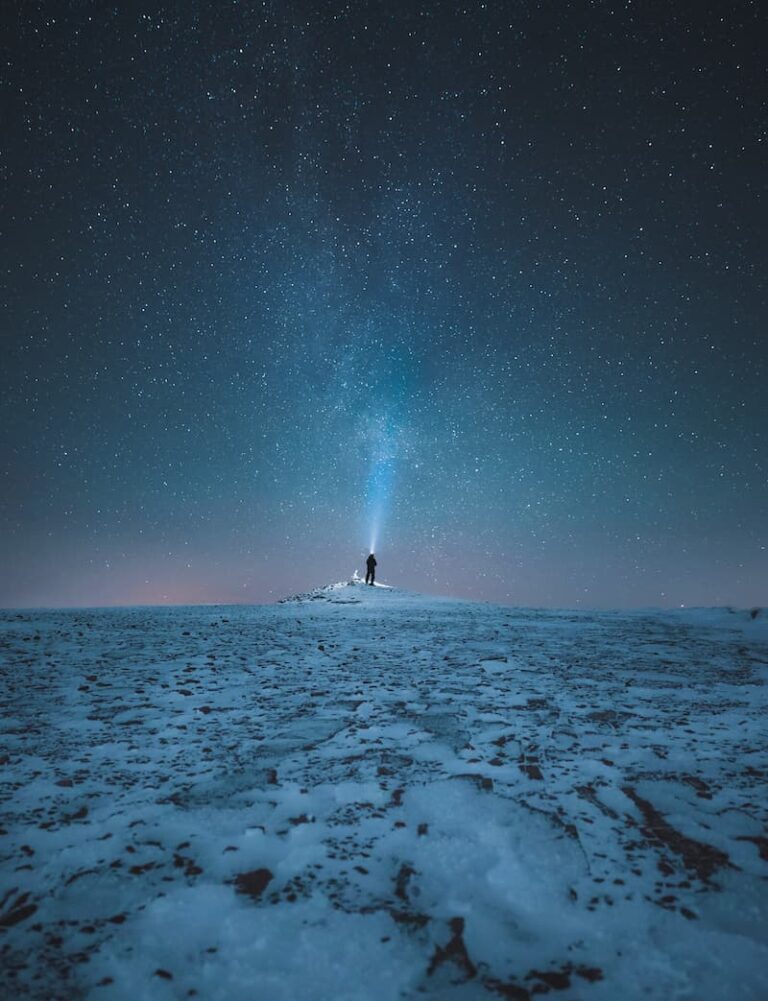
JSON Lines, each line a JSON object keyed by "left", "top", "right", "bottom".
{"left": 365, "top": 553, "right": 377, "bottom": 585}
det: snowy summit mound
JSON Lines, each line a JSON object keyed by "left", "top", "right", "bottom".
{"left": 279, "top": 572, "right": 397, "bottom": 605}
{"left": 0, "top": 600, "right": 766, "bottom": 1000}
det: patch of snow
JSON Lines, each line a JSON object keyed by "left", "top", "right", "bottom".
{"left": 0, "top": 595, "right": 766, "bottom": 999}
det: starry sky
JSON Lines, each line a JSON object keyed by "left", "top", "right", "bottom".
{"left": 2, "top": 0, "right": 766, "bottom": 608}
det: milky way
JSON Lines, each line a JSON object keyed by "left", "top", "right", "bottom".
{"left": 1, "top": 1, "right": 766, "bottom": 607}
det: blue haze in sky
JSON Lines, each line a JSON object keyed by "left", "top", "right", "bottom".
{"left": 1, "top": 1, "right": 766, "bottom": 607}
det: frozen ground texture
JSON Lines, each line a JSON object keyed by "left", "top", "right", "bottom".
{"left": 1, "top": 583, "right": 767, "bottom": 1001}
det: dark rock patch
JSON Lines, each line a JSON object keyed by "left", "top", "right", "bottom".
{"left": 623, "top": 786, "right": 732, "bottom": 882}
{"left": 234, "top": 868, "right": 273, "bottom": 900}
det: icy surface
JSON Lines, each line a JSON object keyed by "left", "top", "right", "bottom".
{"left": 1, "top": 583, "right": 767, "bottom": 1000}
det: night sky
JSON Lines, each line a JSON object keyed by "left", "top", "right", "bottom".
{"left": 2, "top": 1, "right": 766, "bottom": 608}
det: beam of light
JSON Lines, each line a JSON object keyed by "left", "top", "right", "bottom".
{"left": 363, "top": 414, "right": 399, "bottom": 557}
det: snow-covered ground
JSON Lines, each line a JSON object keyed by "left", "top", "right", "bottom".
{"left": 1, "top": 582, "right": 767, "bottom": 1000}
